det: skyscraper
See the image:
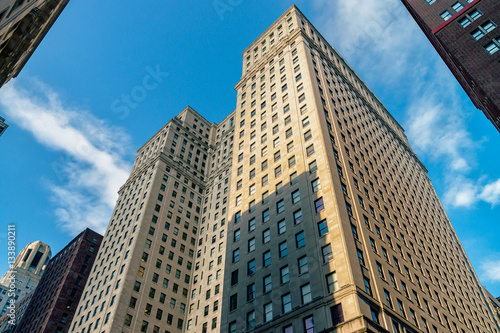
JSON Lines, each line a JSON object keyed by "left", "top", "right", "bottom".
{"left": 0, "top": 0, "right": 71, "bottom": 88}
{"left": 69, "top": 106, "right": 234, "bottom": 333}
{"left": 0, "top": 241, "right": 51, "bottom": 317}
{"left": 70, "top": 5, "right": 500, "bottom": 333}
{"left": 401, "top": 0, "right": 500, "bottom": 132}
{"left": 11, "top": 228, "right": 102, "bottom": 333}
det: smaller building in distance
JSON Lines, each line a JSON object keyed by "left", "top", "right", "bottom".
{"left": 0, "top": 116, "right": 7, "bottom": 137}
{"left": 11, "top": 228, "right": 102, "bottom": 333}
{"left": 401, "top": 0, "right": 500, "bottom": 132}
{"left": 0, "top": 291, "right": 33, "bottom": 333}
{"left": 0, "top": 241, "right": 51, "bottom": 317}
{"left": 0, "top": 0, "right": 71, "bottom": 88}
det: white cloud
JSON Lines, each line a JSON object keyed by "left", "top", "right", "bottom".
{"left": 478, "top": 179, "right": 500, "bottom": 206}
{"left": 480, "top": 259, "right": 500, "bottom": 282}
{"left": 0, "top": 81, "right": 132, "bottom": 235}
{"left": 443, "top": 176, "right": 478, "bottom": 208}
{"left": 311, "top": 0, "right": 426, "bottom": 82}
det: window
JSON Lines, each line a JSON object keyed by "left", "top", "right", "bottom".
{"left": 248, "top": 259, "right": 256, "bottom": 275}
{"left": 294, "top": 209, "right": 303, "bottom": 224}
{"left": 309, "top": 160, "right": 317, "bottom": 173}
{"left": 315, "top": 197, "right": 324, "bottom": 213}
{"left": 280, "top": 266, "right": 290, "bottom": 283}
{"left": 440, "top": 10, "right": 452, "bottom": 21}
{"left": 263, "top": 228, "right": 271, "bottom": 243}
{"left": 469, "top": 9, "right": 482, "bottom": 20}
{"left": 236, "top": 195, "right": 242, "bottom": 206}
{"left": 425, "top": 0, "right": 436, "bottom": 4}
{"left": 304, "top": 316, "right": 315, "bottom": 333}
{"left": 288, "top": 155, "right": 296, "bottom": 167}
{"left": 384, "top": 289, "right": 393, "bottom": 308}
{"left": 290, "top": 171, "right": 298, "bottom": 184}
{"left": 272, "top": 161, "right": 282, "bottom": 175}
{"left": 485, "top": 41, "right": 500, "bottom": 54}
{"left": 231, "top": 270, "right": 238, "bottom": 285}
{"left": 249, "top": 183, "right": 256, "bottom": 195}
{"left": 451, "top": 1, "right": 464, "bottom": 12}
{"left": 277, "top": 199, "right": 285, "bottom": 213}
{"left": 318, "top": 220, "right": 328, "bottom": 237}
{"left": 282, "top": 293, "right": 292, "bottom": 313}
{"left": 301, "top": 284, "right": 312, "bottom": 304}
{"left": 364, "top": 277, "right": 372, "bottom": 295}
{"left": 459, "top": 17, "right": 472, "bottom": 28}
{"left": 326, "top": 272, "right": 338, "bottom": 293}
{"left": 248, "top": 237, "right": 256, "bottom": 252}
{"left": 276, "top": 181, "right": 283, "bottom": 194}
{"left": 229, "top": 294, "right": 237, "bottom": 311}
{"left": 322, "top": 244, "right": 333, "bottom": 263}
{"left": 304, "top": 130, "right": 312, "bottom": 141}
{"left": 292, "top": 189, "right": 300, "bottom": 204}
{"left": 306, "top": 144, "right": 315, "bottom": 156}
{"left": 124, "top": 314, "right": 133, "bottom": 326}
{"left": 311, "top": 178, "right": 320, "bottom": 192}
{"left": 482, "top": 20, "right": 497, "bottom": 33}
{"left": 264, "top": 274, "right": 272, "bottom": 293}
{"left": 295, "top": 231, "right": 305, "bottom": 248}
{"left": 357, "top": 249, "right": 365, "bottom": 266}
{"left": 377, "top": 262, "right": 385, "bottom": 278}
{"left": 278, "top": 219, "right": 286, "bottom": 234}
{"left": 247, "top": 283, "right": 255, "bottom": 301}
{"left": 263, "top": 250, "right": 272, "bottom": 266}
{"left": 232, "top": 249, "right": 239, "bottom": 263}
{"left": 248, "top": 218, "right": 256, "bottom": 231}
{"left": 247, "top": 311, "right": 255, "bottom": 330}
{"left": 279, "top": 241, "right": 288, "bottom": 257}
{"left": 234, "top": 229, "right": 240, "bottom": 242}
{"left": 471, "top": 28, "right": 485, "bottom": 40}
{"left": 331, "top": 304, "right": 344, "bottom": 326}
{"left": 264, "top": 303, "right": 273, "bottom": 322}
{"left": 263, "top": 209, "right": 270, "bottom": 223}
{"left": 397, "top": 299, "right": 406, "bottom": 318}
{"left": 297, "top": 255, "right": 309, "bottom": 274}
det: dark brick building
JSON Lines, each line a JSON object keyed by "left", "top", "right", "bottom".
{"left": 13, "top": 228, "right": 102, "bottom": 333}
{"left": 402, "top": 0, "right": 500, "bottom": 132}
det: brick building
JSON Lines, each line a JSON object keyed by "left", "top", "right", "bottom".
{"left": 12, "top": 228, "right": 102, "bottom": 333}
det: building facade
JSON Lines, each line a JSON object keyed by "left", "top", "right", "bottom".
{"left": 401, "top": 0, "right": 500, "bottom": 132}
{"left": 69, "top": 106, "right": 235, "bottom": 333}
{"left": 70, "top": 5, "right": 500, "bottom": 333}
{"left": 11, "top": 228, "right": 102, "bottom": 333}
{"left": 0, "top": 0, "right": 71, "bottom": 88}
{"left": 0, "top": 241, "right": 51, "bottom": 317}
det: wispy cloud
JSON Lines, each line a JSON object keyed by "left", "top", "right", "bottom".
{"left": 310, "top": 0, "right": 499, "bottom": 210}
{"left": 480, "top": 258, "right": 500, "bottom": 283}
{"left": 0, "top": 80, "right": 132, "bottom": 235}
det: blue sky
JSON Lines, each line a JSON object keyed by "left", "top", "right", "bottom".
{"left": 0, "top": 0, "right": 499, "bottom": 295}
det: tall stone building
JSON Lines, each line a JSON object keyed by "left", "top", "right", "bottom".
{"left": 69, "top": 106, "right": 234, "bottom": 333}
{"left": 0, "top": 241, "right": 51, "bottom": 317}
{"left": 11, "top": 228, "right": 102, "bottom": 333}
{"left": 401, "top": 0, "right": 500, "bottom": 132}
{"left": 0, "top": 0, "right": 71, "bottom": 87}
{"left": 70, "top": 5, "right": 500, "bottom": 333}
